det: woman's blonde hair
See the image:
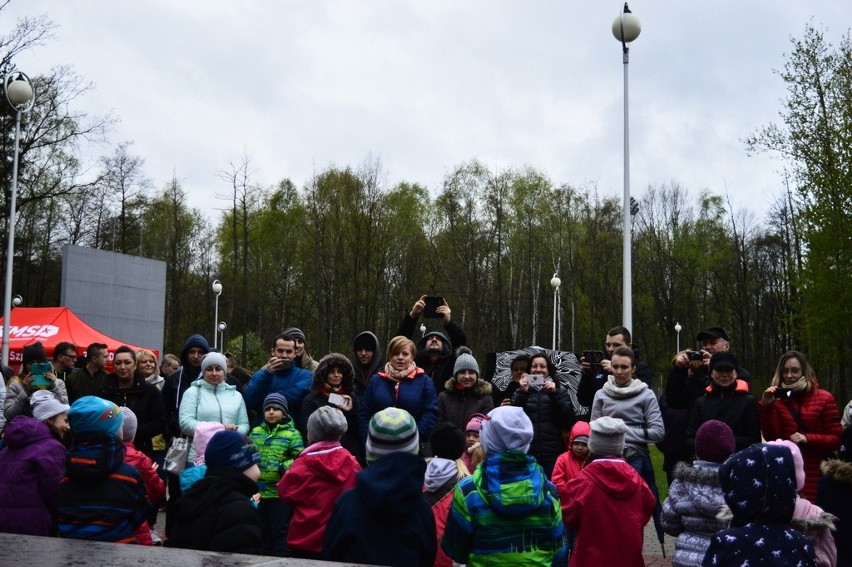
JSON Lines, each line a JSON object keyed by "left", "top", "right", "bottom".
{"left": 386, "top": 335, "right": 416, "bottom": 360}
{"left": 135, "top": 349, "right": 158, "bottom": 367}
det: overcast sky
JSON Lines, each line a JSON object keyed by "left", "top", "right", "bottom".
{"left": 5, "top": 1, "right": 850, "bottom": 220}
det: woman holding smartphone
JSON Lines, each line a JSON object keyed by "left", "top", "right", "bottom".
{"left": 301, "top": 353, "right": 361, "bottom": 462}
{"left": 511, "top": 351, "right": 574, "bottom": 477}
{"left": 4, "top": 342, "right": 68, "bottom": 424}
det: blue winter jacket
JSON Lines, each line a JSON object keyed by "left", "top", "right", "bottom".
{"left": 244, "top": 365, "right": 312, "bottom": 429}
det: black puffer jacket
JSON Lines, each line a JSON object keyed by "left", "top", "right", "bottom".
{"left": 100, "top": 374, "right": 166, "bottom": 458}
{"left": 166, "top": 466, "right": 262, "bottom": 554}
{"left": 437, "top": 377, "right": 493, "bottom": 432}
{"left": 512, "top": 384, "right": 575, "bottom": 465}
{"left": 685, "top": 380, "right": 761, "bottom": 454}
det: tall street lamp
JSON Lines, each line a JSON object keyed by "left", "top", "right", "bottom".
{"left": 612, "top": 3, "right": 641, "bottom": 334}
{"left": 2, "top": 72, "right": 35, "bottom": 367}
{"left": 550, "top": 273, "right": 561, "bottom": 350}
{"left": 674, "top": 321, "right": 682, "bottom": 352}
{"left": 212, "top": 279, "right": 222, "bottom": 350}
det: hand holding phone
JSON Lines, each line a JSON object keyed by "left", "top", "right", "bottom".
{"left": 328, "top": 393, "right": 352, "bottom": 410}
{"left": 423, "top": 296, "right": 445, "bottom": 318}
{"left": 527, "top": 374, "right": 547, "bottom": 390}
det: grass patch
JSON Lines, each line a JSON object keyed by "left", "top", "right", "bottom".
{"left": 649, "top": 444, "right": 668, "bottom": 503}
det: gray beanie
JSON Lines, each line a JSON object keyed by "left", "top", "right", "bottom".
{"left": 480, "top": 406, "right": 533, "bottom": 455}
{"left": 589, "top": 416, "right": 628, "bottom": 457}
{"left": 307, "top": 405, "right": 348, "bottom": 443}
{"left": 120, "top": 407, "right": 138, "bottom": 442}
{"left": 200, "top": 352, "right": 228, "bottom": 374}
{"left": 283, "top": 327, "right": 306, "bottom": 342}
{"left": 453, "top": 346, "right": 480, "bottom": 377}
{"left": 30, "top": 390, "right": 70, "bottom": 422}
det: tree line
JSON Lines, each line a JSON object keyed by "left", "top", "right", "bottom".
{"left": 1, "top": 13, "right": 849, "bottom": 403}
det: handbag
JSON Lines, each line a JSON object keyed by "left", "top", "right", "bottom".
{"left": 163, "top": 436, "right": 189, "bottom": 474}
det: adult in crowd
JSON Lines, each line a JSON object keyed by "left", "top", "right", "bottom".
{"left": 301, "top": 353, "right": 361, "bottom": 461}
{"left": 759, "top": 350, "right": 842, "bottom": 501}
{"left": 66, "top": 342, "right": 109, "bottom": 403}
{"left": 358, "top": 336, "right": 439, "bottom": 448}
{"left": 0, "top": 390, "right": 69, "bottom": 536}
{"left": 577, "top": 326, "right": 651, "bottom": 410}
{"left": 397, "top": 295, "right": 467, "bottom": 394}
{"left": 161, "top": 334, "right": 210, "bottom": 441}
{"left": 685, "top": 351, "right": 761, "bottom": 457}
{"left": 282, "top": 327, "right": 319, "bottom": 372}
{"left": 590, "top": 344, "right": 665, "bottom": 549}
{"left": 159, "top": 354, "right": 180, "bottom": 379}
{"left": 437, "top": 346, "right": 493, "bottom": 432}
{"left": 5, "top": 342, "right": 69, "bottom": 423}
{"left": 511, "top": 351, "right": 575, "bottom": 477}
{"left": 442, "top": 406, "right": 565, "bottom": 566}
{"left": 817, "top": 426, "right": 852, "bottom": 567}
{"left": 492, "top": 354, "right": 528, "bottom": 407}
{"left": 137, "top": 349, "right": 164, "bottom": 391}
{"left": 324, "top": 407, "right": 436, "bottom": 566}
{"left": 351, "top": 331, "right": 382, "bottom": 397}
{"left": 660, "top": 326, "right": 751, "bottom": 483}
{"left": 51, "top": 341, "right": 78, "bottom": 383}
{"left": 167, "top": 430, "right": 263, "bottom": 554}
{"left": 225, "top": 352, "right": 253, "bottom": 389}
{"left": 100, "top": 346, "right": 166, "bottom": 459}
{"left": 179, "top": 352, "right": 250, "bottom": 463}
{"left": 244, "top": 333, "right": 313, "bottom": 431}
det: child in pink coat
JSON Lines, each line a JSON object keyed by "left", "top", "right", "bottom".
{"left": 121, "top": 408, "right": 165, "bottom": 545}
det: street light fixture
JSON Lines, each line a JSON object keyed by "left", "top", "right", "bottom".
{"left": 11, "top": 295, "right": 22, "bottom": 308}
{"left": 218, "top": 321, "right": 227, "bottom": 353}
{"left": 419, "top": 323, "right": 426, "bottom": 338}
{"left": 2, "top": 71, "right": 35, "bottom": 366}
{"left": 674, "top": 321, "right": 682, "bottom": 352}
{"left": 550, "top": 273, "right": 561, "bottom": 350}
{"left": 212, "top": 279, "right": 222, "bottom": 350}
{"left": 612, "top": 3, "right": 641, "bottom": 334}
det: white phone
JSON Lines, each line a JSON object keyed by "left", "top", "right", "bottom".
{"left": 328, "top": 393, "right": 347, "bottom": 407}
{"left": 528, "top": 374, "right": 547, "bottom": 389}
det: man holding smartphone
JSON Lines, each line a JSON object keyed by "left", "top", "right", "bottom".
{"left": 396, "top": 295, "right": 468, "bottom": 395}
{"left": 575, "top": 326, "right": 651, "bottom": 417}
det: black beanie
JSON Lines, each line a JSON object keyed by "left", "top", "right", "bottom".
{"left": 429, "top": 422, "right": 466, "bottom": 460}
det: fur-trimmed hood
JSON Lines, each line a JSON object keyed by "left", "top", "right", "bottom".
{"left": 311, "top": 352, "right": 355, "bottom": 393}
{"left": 821, "top": 458, "right": 852, "bottom": 484}
{"left": 672, "top": 460, "right": 722, "bottom": 487}
{"left": 443, "top": 375, "right": 492, "bottom": 396}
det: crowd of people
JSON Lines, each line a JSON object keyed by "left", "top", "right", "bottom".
{"left": 0, "top": 296, "right": 850, "bottom": 567}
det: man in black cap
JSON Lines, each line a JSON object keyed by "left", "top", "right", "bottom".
{"left": 658, "top": 326, "right": 751, "bottom": 483}
{"left": 684, "top": 351, "right": 760, "bottom": 455}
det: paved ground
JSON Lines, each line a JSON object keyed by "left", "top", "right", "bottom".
{"left": 642, "top": 517, "right": 675, "bottom": 566}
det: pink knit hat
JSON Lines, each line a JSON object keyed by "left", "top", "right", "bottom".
{"left": 768, "top": 439, "right": 805, "bottom": 491}
{"left": 466, "top": 413, "right": 487, "bottom": 433}
{"left": 192, "top": 422, "right": 226, "bottom": 465}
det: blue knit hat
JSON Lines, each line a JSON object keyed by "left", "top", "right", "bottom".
{"left": 263, "top": 392, "right": 289, "bottom": 415}
{"left": 68, "top": 395, "right": 124, "bottom": 436}
{"left": 204, "top": 430, "right": 260, "bottom": 472}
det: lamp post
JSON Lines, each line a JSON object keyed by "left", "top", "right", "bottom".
{"left": 612, "top": 3, "right": 641, "bottom": 334}
{"left": 12, "top": 295, "right": 22, "bottom": 308}
{"left": 2, "top": 72, "right": 35, "bottom": 367}
{"left": 212, "top": 279, "right": 222, "bottom": 350}
{"left": 674, "top": 321, "right": 682, "bottom": 352}
{"left": 550, "top": 273, "right": 561, "bottom": 350}
{"left": 218, "top": 321, "right": 227, "bottom": 353}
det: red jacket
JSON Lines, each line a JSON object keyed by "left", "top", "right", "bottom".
{"left": 277, "top": 441, "right": 360, "bottom": 554}
{"left": 562, "top": 458, "right": 655, "bottom": 567}
{"left": 551, "top": 421, "right": 590, "bottom": 502}
{"left": 759, "top": 385, "right": 841, "bottom": 501}
{"left": 123, "top": 441, "right": 165, "bottom": 505}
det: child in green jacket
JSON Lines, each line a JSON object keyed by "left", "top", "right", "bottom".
{"left": 250, "top": 392, "right": 304, "bottom": 556}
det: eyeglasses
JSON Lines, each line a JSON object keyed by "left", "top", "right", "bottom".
{"left": 62, "top": 353, "right": 78, "bottom": 360}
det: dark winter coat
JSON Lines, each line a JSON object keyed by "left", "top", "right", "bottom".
{"left": 512, "top": 384, "right": 575, "bottom": 467}
{"left": 0, "top": 415, "right": 66, "bottom": 536}
{"left": 686, "top": 379, "right": 760, "bottom": 456}
{"left": 358, "top": 368, "right": 439, "bottom": 445}
{"left": 57, "top": 430, "right": 147, "bottom": 543}
{"left": 759, "top": 384, "right": 842, "bottom": 502}
{"left": 398, "top": 313, "right": 467, "bottom": 394}
{"left": 302, "top": 352, "right": 360, "bottom": 456}
{"left": 162, "top": 334, "right": 210, "bottom": 439}
{"left": 818, "top": 457, "right": 852, "bottom": 567}
{"left": 323, "top": 451, "right": 436, "bottom": 566}
{"left": 101, "top": 373, "right": 167, "bottom": 458}
{"left": 351, "top": 331, "right": 383, "bottom": 396}
{"left": 702, "top": 443, "right": 815, "bottom": 567}
{"left": 167, "top": 466, "right": 263, "bottom": 554}
{"left": 437, "top": 376, "right": 494, "bottom": 432}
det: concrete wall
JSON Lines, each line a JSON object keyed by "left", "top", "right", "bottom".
{"left": 61, "top": 244, "right": 166, "bottom": 355}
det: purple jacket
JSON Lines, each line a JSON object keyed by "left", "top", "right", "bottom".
{"left": 0, "top": 415, "right": 66, "bottom": 535}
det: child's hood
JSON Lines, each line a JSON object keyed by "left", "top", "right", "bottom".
{"left": 587, "top": 458, "right": 646, "bottom": 498}
{"left": 568, "top": 420, "right": 591, "bottom": 446}
{"left": 474, "top": 451, "right": 550, "bottom": 517}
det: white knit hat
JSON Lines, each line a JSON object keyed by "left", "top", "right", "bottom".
{"left": 30, "top": 390, "right": 70, "bottom": 422}
{"left": 480, "top": 406, "right": 533, "bottom": 455}
{"left": 589, "top": 416, "right": 628, "bottom": 456}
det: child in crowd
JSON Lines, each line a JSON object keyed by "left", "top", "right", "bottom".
{"left": 278, "top": 406, "right": 361, "bottom": 559}
{"left": 551, "top": 419, "right": 591, "bottom": 555}
{"left": 324, "top": 407, "right": 436, "bottom": 566}
{"left": 462, "top": 413, "right": 486, "bottom": 473}
{"left": 703, "top": 443, "right": 815, "bottom": 566}
{"left": 0, "top": 390, "right": 69, "bottom": 536}
{"left": 442, "top": 406, "right": 565, "bottom": 567}
{"left": 119, "top": 407, "right": 165, "bottom": 546}
{"left": 818, "top": 425, "right": 852, "bottom": 567}
{"left": 661, "top": 420, "right": 735, "bottom": 567}
{"left": 249, "top": 392, "right": 304, "bottom": 557}
{"left": 562, "top": 416, "right": 654, "bottom": 567}
{"left": 179, "top": 421, "right": 226, "bottom": 491}
{"left": 57, "top": 395, "right": 147, "bottom": 543}
{"left": 424, "top": 422, "right": 469, "bottom": 567}
{"left": 167, "top": 430, "right": 263, "bottom": 553}
{"left": 767, "top": 439, "right": 837, "bottom": 567}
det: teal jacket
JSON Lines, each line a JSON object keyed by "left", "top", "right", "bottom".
{"left": 442, "top": 451, "right": 566, "bottom": 567}
{"left": 249, "top": 418, "right": 304, "bottom": 499}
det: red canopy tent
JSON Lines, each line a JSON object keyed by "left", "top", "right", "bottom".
{"left": 0, "top": 306, "right": 159, "bottom": 370}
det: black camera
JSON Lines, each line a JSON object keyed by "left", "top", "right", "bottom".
{"left": 773, "top": 388, "right": 793, "bottom": 400}
{"left": 686, "top": 350, "right": 703, "bottom": 361}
